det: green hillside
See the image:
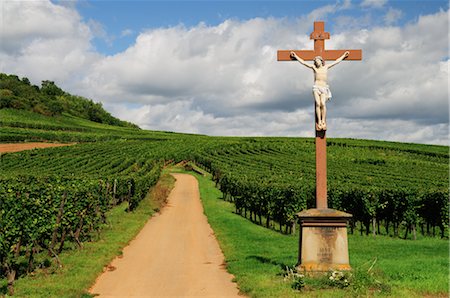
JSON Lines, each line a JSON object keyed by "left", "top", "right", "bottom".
{"left": 0, "top": 73, "right": 137, "bottom": 128}
{"left": 0, "top": 108, "right": 194, "bottom": 142}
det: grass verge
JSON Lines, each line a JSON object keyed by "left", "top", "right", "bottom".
{"left": 9, "top": 173, "right": 175, "bottom": 298}
{"left": 180, "top": 169, "right": 448, "bottom": 297}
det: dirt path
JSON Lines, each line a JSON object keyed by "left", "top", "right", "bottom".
{"left": 89, "top": 173, "right": 241, "bottom": 297}
{"left": 0, "top": 142, "right": 73, "bottom": 153}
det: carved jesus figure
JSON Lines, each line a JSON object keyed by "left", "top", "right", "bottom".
{"left": 290, "top": 51, "right": 349, "bottom": 131}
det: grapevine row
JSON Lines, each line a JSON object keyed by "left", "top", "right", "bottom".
{"left": 193, "top": 140, "right": 449, "bottom": 237}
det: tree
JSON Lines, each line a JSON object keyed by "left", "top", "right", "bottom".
{"left": 41, "top": 81, "right": 64, "bottom": 97}
{"left": 21, "top": 77, "right": 30, "bottom": 85}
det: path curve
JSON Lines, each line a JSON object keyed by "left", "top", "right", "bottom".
{"left": 89, "top": 173, "right": 241, "bottom": 297}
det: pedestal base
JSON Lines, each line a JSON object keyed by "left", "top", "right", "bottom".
{"left": 297, "top": 208, "right": 352, "bottom": 273}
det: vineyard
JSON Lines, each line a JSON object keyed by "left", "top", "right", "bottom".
{"left": 0, "top": 109, "right": 448, "bottom": 294}
{"left": 192, "top": 138, "right": 449, "bottom": 238}
{"left": 0, "top": 142, "right": 165, "bottom": 294}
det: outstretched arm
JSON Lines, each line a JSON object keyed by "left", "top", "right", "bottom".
{"left": 327, "top": 51, "right": 349, "bottom": 69}
{"left": 290, "top": 51, "right": 314, "bottom": 69}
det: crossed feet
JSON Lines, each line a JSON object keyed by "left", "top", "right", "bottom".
{"left": 316, "top": 122, "right": 327, "bottom": 131}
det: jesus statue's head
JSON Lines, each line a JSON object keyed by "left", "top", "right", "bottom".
{"left": 314, "top": 56, "right": 325, "bottom": 67}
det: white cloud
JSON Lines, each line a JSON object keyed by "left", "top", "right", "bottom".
{"left": 0, "top": 1, "right": 448, "bottom": 145}
{"left": 0, "top": 1, "right": 99, "bottom": 85}
{"left": 106, "top": 101, "right": 448, "bottom": 145}
{"left": 87, "top": 19, "right": 114, "bottom": 46}
{"left": 361, "top": 0, "right": 387, "bottom": 8}
{"left": 329, "top": 118, "right": 448, "bottom": 145}
{"left": 106, "top": 101, "right": 314, "bottom": 137}
{"left": 85, "top": 10, "right": 448, "bottom": 126}
{"left": 121, "top": 29, "right": 134, "bottom": 37}
{"left": 79, "top": 17, "right": 311, "bottom": 118}
{"left": 384, "top": 7, "right": 403, "bottom": 25}
{"left": 341, "top": 0, "right": 352, "bottom": 10}
{"left": 306, "top": 0, "right": 353, "bottom": 22}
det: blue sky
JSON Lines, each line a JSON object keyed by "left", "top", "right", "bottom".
{"left": 71, "top": 0, "right": 449, "bottom": 55}
{"left": 2, "top": 0, "right": 449, "bottom": 144}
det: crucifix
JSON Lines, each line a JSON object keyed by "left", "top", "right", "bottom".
{"left": 278, "top": 21, "right": 362, "bottom": 210}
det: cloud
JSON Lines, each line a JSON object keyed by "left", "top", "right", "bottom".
{"left": 307, "top": 0, "right": 352, "bottom": 22}
{"left": 120, "top": 29, "right": 134, "bottom": 37}
{"left": 106, "top": 101, "right": 314, "bottom": 137}
{"left": 80, "top": 18, "right": 313, "bottom": 118}
{"left": 361, "top": 0, "right": 387, "bottom": 9}
{"left": 329, "top": 118, "right": 448, "bottom": 145}
{"left": 83, "top": 10, "right": 448, "bottom": 126}
{"left": 0, "top": 1, "right": 448, "bottom": 145}
{"left": 106, "top": 102, "right": 448, "bottom": 145}
{"left": 384, "top": 7, "right": 403, "bottom": 25}
{"left": 341, "top": 0, "right": 352, "bottom": 10}
{"left": 87, "top": 19, "right": 114, "bottom": 46}
{"left": 0, "top": 1, "right": 99, "bottom": 85}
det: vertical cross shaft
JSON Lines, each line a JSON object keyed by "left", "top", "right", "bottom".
{"left": 311, "top": 21, "right": 329, "bottom": 209}
{"left": 315, "top": 130, "right": 327, "bottom": 209}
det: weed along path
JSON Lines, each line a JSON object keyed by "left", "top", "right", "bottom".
{"left": 89, "top": 173, "right": 241, "bottom": 297}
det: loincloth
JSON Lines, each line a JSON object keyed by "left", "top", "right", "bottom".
{"left": 313, "top": 85, "right": 332, "bottom": 100}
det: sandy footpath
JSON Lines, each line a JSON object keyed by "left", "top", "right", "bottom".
{"left": 89, "top": 173, "right": 241, "bottom": 297}
{"left": 0, "top": 142, "right": 73, "bottom": 153}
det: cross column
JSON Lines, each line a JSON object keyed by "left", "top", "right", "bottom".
{"left": 315, "top": 130, "right": 327, "bottom": 209}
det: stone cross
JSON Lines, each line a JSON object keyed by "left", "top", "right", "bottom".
{"left": 277, "top": 21, "right": 362, "bottom": 210}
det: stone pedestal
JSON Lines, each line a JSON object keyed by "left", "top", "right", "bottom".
{"left": 297, "top": 208, "right": 352, "bottom": 272}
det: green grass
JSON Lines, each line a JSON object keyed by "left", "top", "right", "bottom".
{"left": 8, "top": 174, "right": 175, "bottom": 298}
{"left": 183, "top": 169, "right": 449, "bottom": 297}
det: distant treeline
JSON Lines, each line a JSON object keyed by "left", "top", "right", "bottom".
{"left": 0, "top": 73, "right": 139, "bottom": 129}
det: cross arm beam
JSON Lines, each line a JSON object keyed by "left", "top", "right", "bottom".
{"left": 277, "top": 49, "right": 362, "bottom": 61}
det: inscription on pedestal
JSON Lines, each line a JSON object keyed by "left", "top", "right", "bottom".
{"left": 313, "top": 227, "right": 335, "bottom": 262}
{"left": 318, "top": 247, "right": 332, "bottom": 262}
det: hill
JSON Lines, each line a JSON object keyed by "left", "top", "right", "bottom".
{"left": 0, "top": 73, "right": 137, "bottom": 128}
{"left": 0, "top": 108, "right": 193, "bottom": 142}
